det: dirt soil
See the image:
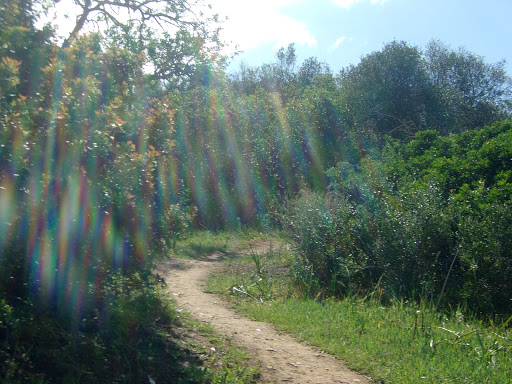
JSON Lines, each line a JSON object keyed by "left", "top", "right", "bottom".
{"left": 156, "top": 241, "right": 372, "bottom": 384}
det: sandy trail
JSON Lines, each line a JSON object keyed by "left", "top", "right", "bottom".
{"left": 156, "top": 244, "right": 371, "bottom": 384}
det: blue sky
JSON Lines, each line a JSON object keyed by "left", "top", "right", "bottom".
{"left": 211, "top": 0, "right": 512, "bottom": 75}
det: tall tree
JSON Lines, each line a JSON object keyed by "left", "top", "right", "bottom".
{"left": 339, "top": 41, "right": 441, "bottom": 140}
{"left": 297, "top": 56, "right": 331, "bottom": 90}
{"left": 424, "top": 39, "right": 512, "bottom": 132}
{"left": 40, "top": 0, "right": 226, "bottom": 85}
{"left": 56, "top": 0, "right": 209, "bottom": 46}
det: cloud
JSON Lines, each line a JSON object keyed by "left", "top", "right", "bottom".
{"left": 329, "top": 35, "right": 353, "bottom": 52}
{"left": 332, "top": 0, "right": 388, "bottom": 9}
{"left": 210, "top": 0, "right": 317, "bottom": 53}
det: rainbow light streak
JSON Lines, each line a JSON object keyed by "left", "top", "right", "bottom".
{"left": 0, "top": 176, "right": 15, "bottom": 251}
{"left": 1, "top": 36, "right": 376, "bottom": 325}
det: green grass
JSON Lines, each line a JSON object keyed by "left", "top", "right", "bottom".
{"left": 172, "top": 229, "right": 286, "bottom": 260}
{"left": 235, "top": 298, "right": 512, "bottom": 383}
{"left": 207, "top": 243, "right": 294, "bottom": 303}
{"left": 207, "top": 240, "right": 512, "bottom": 384}
{"left": 172, "top": 231, "right": 233, "bottom": 259}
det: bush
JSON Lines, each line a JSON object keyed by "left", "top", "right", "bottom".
{"left": 282, "top": 190, "right": 357, "bottom": 297}
{"left": 283, "top": 121, "right": 512, "bottom": 315}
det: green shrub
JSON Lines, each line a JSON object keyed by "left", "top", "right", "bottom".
{"left": 282, "top": 190, "right": 357, "bottom": 297}
{"left": 283, "top": 121, "right": 512, "bottom": 314}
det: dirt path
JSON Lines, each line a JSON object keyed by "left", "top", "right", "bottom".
{"left": 156, "top": 243, "right": 372, "bottom": 384}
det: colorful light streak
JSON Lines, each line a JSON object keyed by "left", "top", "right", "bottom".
{"left": 0, "top": 38, "right": 371, "bottom": 323}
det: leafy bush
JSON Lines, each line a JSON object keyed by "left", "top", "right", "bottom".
{"left": 385, "top": 120, "right": 512, "bottom": 313}
{"left": 0, "top": 270, "right": 185, "bottom": 383}
{"left": 283, "top": 190, "right": 353, "bottom": 297}
{"left": 283, "top": 121, "right": 512, "bottom": 314}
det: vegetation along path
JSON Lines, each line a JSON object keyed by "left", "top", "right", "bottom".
{"left": 156, "top": 242, "right": 371, "bottom": 384}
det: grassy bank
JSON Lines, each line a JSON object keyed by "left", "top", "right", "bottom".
{"left": 206, "top": 234, "right": 512, "bottom": 383}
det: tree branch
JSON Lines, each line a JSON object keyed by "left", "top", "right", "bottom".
{"left": 62, "top": 0, "right": 204, "bottom": 48}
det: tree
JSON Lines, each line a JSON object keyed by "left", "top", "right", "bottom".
{"left": 228, "top": 45, "right": 299, "bottom": 97}
{"left": 38, "top": 0, "right": 225, "bottom": 86}
{"left": 339, "top": 41, "right": 441, "bottom": 140}
{"left": 275, "top": 43, "right": 297, "bottom": 85}
{"left": 296, "top": 57, "right": 331, "bottom": 90}
{"left": 424, "top": 39, "right": 512, "bottom": 132}
{"left": 248, "top": 43, "right": 298, "bottom": 101}
{"left": 55, "top": 0, "right": 209, "bottom": 46}
{"left": 0, "top": 0, "right": 54, "bottom": 97}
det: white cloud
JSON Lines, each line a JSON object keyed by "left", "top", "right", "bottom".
{"left": 329, "top": 35, "right": 352, "bottom": 52}
{"left": 332, "top": 0, "right": 388, "bottom": 9}
{"left": 210, "top": 0, "right": 316, "bottom": 53}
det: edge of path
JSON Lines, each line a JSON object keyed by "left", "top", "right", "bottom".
{"left": 156, "top": 241, "right": 373, "bottom": 384}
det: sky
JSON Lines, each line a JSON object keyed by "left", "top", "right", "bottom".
{"left": 46, "top": 0, "right": 512, "bottom": 76}
{"left": 209, "top": 0, "right": 512, "bottom": 75}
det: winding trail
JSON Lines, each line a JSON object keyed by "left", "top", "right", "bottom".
{"left": 156, "top": 243, "right": 371, "bottom": 384}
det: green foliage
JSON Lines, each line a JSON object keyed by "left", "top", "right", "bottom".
{"left": 0, "top": 9, "right": 213, "bottom": 380}
{"left": 210, "top": 239, "right": 512, "bottom": 384}
{"left": 2, "top": 0, "right": 512, "bottom": 377}
{"left": 282, "top": 190, "right": 356, "bottom": 298}
{"left": 338, "top": 40, "right": 511, "bottom": 141}
{"left": 156, "top": 39, "right": 511, "bottom": 231}
{"left": 283, "top": 120, "right": 512, "bottom": 314}
{"left": 386, "top": 121, "right": 512, "bottom": 313}
{"left": 338, "top": 40, "right": 443, "bottom": 140}
{"left": 425, "top": 39, "right": 512, "bottom": 132}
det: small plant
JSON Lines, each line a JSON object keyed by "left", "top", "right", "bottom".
{"left": 249, "top": 248, "right": 266, "bottom": 275}
{"left": 163, "top": 204, "right": 196, "bottom": 249}
{"left": 207, "top": 237, "right": 291, "bottom": 303}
